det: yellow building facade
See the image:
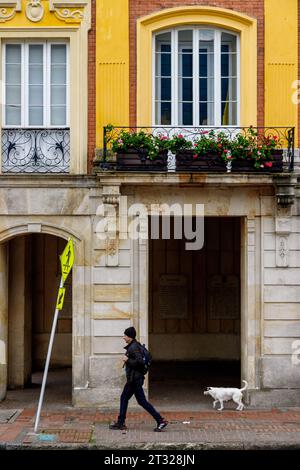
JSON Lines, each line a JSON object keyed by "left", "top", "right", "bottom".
{"left": 0, "top": 1, "right": 299, "bottom": 408}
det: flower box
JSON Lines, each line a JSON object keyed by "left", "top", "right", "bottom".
{"left": 231, "top": 149, "right": 283, "bottom": 172}
{"left": 175, "top": 150, "right": 226, "bottom": 172}
{"left": 175, "top": 149, "right": 283, "bottom": 172}
{"left": 116, "top": 149, "right": 168, "bottom": 171}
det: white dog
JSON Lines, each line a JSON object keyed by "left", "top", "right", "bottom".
{"left": 204, "top": 380, "right": 248, "bottom": 411}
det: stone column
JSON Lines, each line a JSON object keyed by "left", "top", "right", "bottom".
{"left": 0, "top": 243, "right": 8, "bottom": 401}
{"left": 241, "top": 217, "right": 258, "bottom": 391}
{"left": 8, "top": 237, "right": 32, "bottom": 388}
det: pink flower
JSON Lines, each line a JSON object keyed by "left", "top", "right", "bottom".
{"left": 160, "top": 136, "right": 168, "bottom": 140}
{"left": 178, "top": 134, "right": 184, "bottom": 138}
{"left": 118, "top": 139, "right": 123, "bottom": 144}
{"left": 226, "top": 155, "right": 232, "bottom": 160}
{"left": 223, "top": 149, "right": 228, "bottom": 153}
{"left": 200, "top": 131, "right": 208, "bottom": 135}
{"left": 264, "top": 161, "right": 273, "bottom": 168}
{"left": 193, "top": 154, "right": 198, "bottom": 160}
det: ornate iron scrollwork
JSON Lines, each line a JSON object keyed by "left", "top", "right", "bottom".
{"left": 2, "top": 128, "right": 70, "bottom": 173}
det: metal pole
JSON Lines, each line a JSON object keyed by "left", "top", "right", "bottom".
{"left": 34, "top": 276, "right": 64, "bottom": 433}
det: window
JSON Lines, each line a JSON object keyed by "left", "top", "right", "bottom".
{"left": 154, "top": 28, "right": 239, "bottom": 126}
{"left": 3, "top": 41, "right": 69, "bottom": 127}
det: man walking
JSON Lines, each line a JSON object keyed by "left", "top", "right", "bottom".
{"left": 109, "top": 326, "right": 168, "bottom": 432}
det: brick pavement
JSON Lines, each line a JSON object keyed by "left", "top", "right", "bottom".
{"left": 0, "top": 408, "right": 300, "bottom": 449}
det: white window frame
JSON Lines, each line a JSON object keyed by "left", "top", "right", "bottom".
{"left": 153, "top": 27, "right": 240, "bottom": 127}
{"left": 2, "top": 40, "right": 69, "bottom": 128}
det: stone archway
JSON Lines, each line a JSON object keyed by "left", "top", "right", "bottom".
{"left": 0, "top": 223, "right": 86, "bottom": 404}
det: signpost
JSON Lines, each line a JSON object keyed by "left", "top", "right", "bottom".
{"left": 34, "top": 238, "right": 74, "bottom": 433}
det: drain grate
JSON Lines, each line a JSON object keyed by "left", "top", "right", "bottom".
{"left": 0, "top": 409, "right": 22, "bottom": 423}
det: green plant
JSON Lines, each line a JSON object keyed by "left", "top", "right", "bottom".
{"left": 193, "top": 130, "right": 231, "bottom": 160}
{"left": 110, "top": 128, "right": 168, "bottom": 160}
{"left": 230, "top": 128, "right": 279, "bottom": 168}
{"left": 167, "top": 133, "right": 193, "bottom": 153}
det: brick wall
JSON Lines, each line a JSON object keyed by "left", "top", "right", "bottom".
{"left": 129, "top": 0, "right": 264, "bottom": 127}
{"left": 88, "top": 0, "right": 96, "bottom": 173}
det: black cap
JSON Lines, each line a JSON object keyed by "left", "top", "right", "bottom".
{"left": 124, "top": 326, "right": 136, "bottom": 339}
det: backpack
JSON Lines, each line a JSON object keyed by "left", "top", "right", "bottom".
{"left": 137, "top": 342, "right": 152, "bottom": 375}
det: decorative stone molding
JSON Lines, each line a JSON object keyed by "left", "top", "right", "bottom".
{"left": 102, "top": 195, "right": 119, "bottom": 207}
{"left": 0, "top": 0, "right": 21, "bottom": 22}
{"left": 25, "top": 0, "right": 44, "bottom": 22}
{"left": 101, "top": 186, "right": 121, "bottom": 266}
{"left": 0, "top": 1, "right": 88, "bottom": 24}
{"left": 49, "top": 0, "right": 87, "bottom": 23}
{"left": 275, "top": 217, "right": 292, "bottom": 267}
{"left": 273, "top": 175, "right": 297, "bottom": 208}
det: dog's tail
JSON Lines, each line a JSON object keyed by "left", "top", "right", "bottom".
{"left": 240, "top": 380, "right": 248, "bottom": 391}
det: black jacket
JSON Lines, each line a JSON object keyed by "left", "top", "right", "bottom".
{"left": 124, "top": 340, "right": 144, "bottom": 383}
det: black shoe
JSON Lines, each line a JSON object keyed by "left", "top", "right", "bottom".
{"left": 154, "top": 419, "right": 168, "bottom": 432}
{"left": 109, "top": 422, "right": 127, "bottom": 430}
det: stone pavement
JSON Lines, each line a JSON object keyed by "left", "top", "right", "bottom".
{"left": 0, "top": 407, "right": 300, "bottom": 449}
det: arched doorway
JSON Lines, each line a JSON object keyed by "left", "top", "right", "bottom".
{"left": 0, "top": 233, "right": 72, "bottom": 407}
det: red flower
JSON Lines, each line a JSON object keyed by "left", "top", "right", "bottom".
{"left": 178, "top": 134, "right": 184, "bottom": 138}
{"left": 193, "top": 154, "right": 198, "bottom": 159}
{"left": 264, "top": 161, "right": 273, "bottom": 168}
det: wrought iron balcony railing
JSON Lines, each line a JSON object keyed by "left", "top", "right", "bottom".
{"left": 97, "top": 126, "right": 294, "bottom": 172}
{"left": 2, "top": 128, "right": 70, "bottom": 173}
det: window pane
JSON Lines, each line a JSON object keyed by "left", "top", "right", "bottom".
{"left": 29, "top": 45, "right": 43, "bottom": 125}
{"left": 221, "top": 77, "right": 237, "bottom": 101}
{"left": 155, "top": 77, "right": 171, "bottom": 101}
{"left": 51, "top": 64, "right": 67, "bottom": 84}
{"left": 6, "top": 44, "right": 21, "bottom": 63}
{"left": 199, "top": 51, "right": 214, "bottom": 77}
{"left": 221, "top": 101, "right": 237, "bottom": 125}
{"left": 6, "top": 64, "right": 21, "bottom": 84}
{"left": 179, "top": 78, "right": 193, "bottom": 101}
{"left": 221, "top": 32, "right": 237, "bottom": 52}
{"left": 29, "top": 85, "right": 43, "bottom": 106}
{"left": 180, "top": 52, "right": 193, "bottom": 77}
{"left": 51, "top": 45, "right": 67, "bottom": 126}
{"left": 221, "top": 33, "right": 237, "bottom": 79}
{"left": 51, "top": 85, "right": 67, "bottom": 105}
{"left": 155, "top": 32, "right": 171, "bottom": 52}
{"left": 178, "top": 30, "right": 193, "bottom": 43}
{"left": 5, "top": 44, "right": 21, "bottom": 126}
{"left": 155, "top": 33, "right": 171, "bottom": 124}
{"left": 29, "top": 44, "right": 43, "bottom": 63}
{"left": 6, "top": 107, "right": 21, "bottom": 126}
{"left": 6, "top": 85, "right": 21, "bottom": 105}
{"left": 51, "top": 106, "right": 67, "bottom": 126}
{"left": 155, "top": 101, "right": 171, "bottom": 125}
{"left": 51, "top": 44, "right": 66, "bottom": 63}
{"left": 200, "top": 78, "right": 214, "bottom": 101}
{"left": 29, "top": 107, "right": 43, "bottom": 126}
{"left": 178, "top": 30, "right": 193, "bottom": 79}
{"left": 199, "top": 29, "right": 214, "bottom": 78}
{"left": 179, "top": 102, "right": 193, "bottom": 126}
{"left": 199, "top": 102, "right": 214, "bottom": 126}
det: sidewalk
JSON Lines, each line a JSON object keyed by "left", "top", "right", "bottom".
{"left": 1, "top": 407, "right": 300, "bottom": 449}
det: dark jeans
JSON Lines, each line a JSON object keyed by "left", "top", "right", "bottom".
{"left": 118, "top": 378, "right": 162, "bottom": 425}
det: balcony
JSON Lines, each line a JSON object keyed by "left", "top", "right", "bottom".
{"left": 1, "top": 128, "right": 70, "bottom": 173}
{"left": 95, "top": 126, "right": 294, "bottom": 173}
